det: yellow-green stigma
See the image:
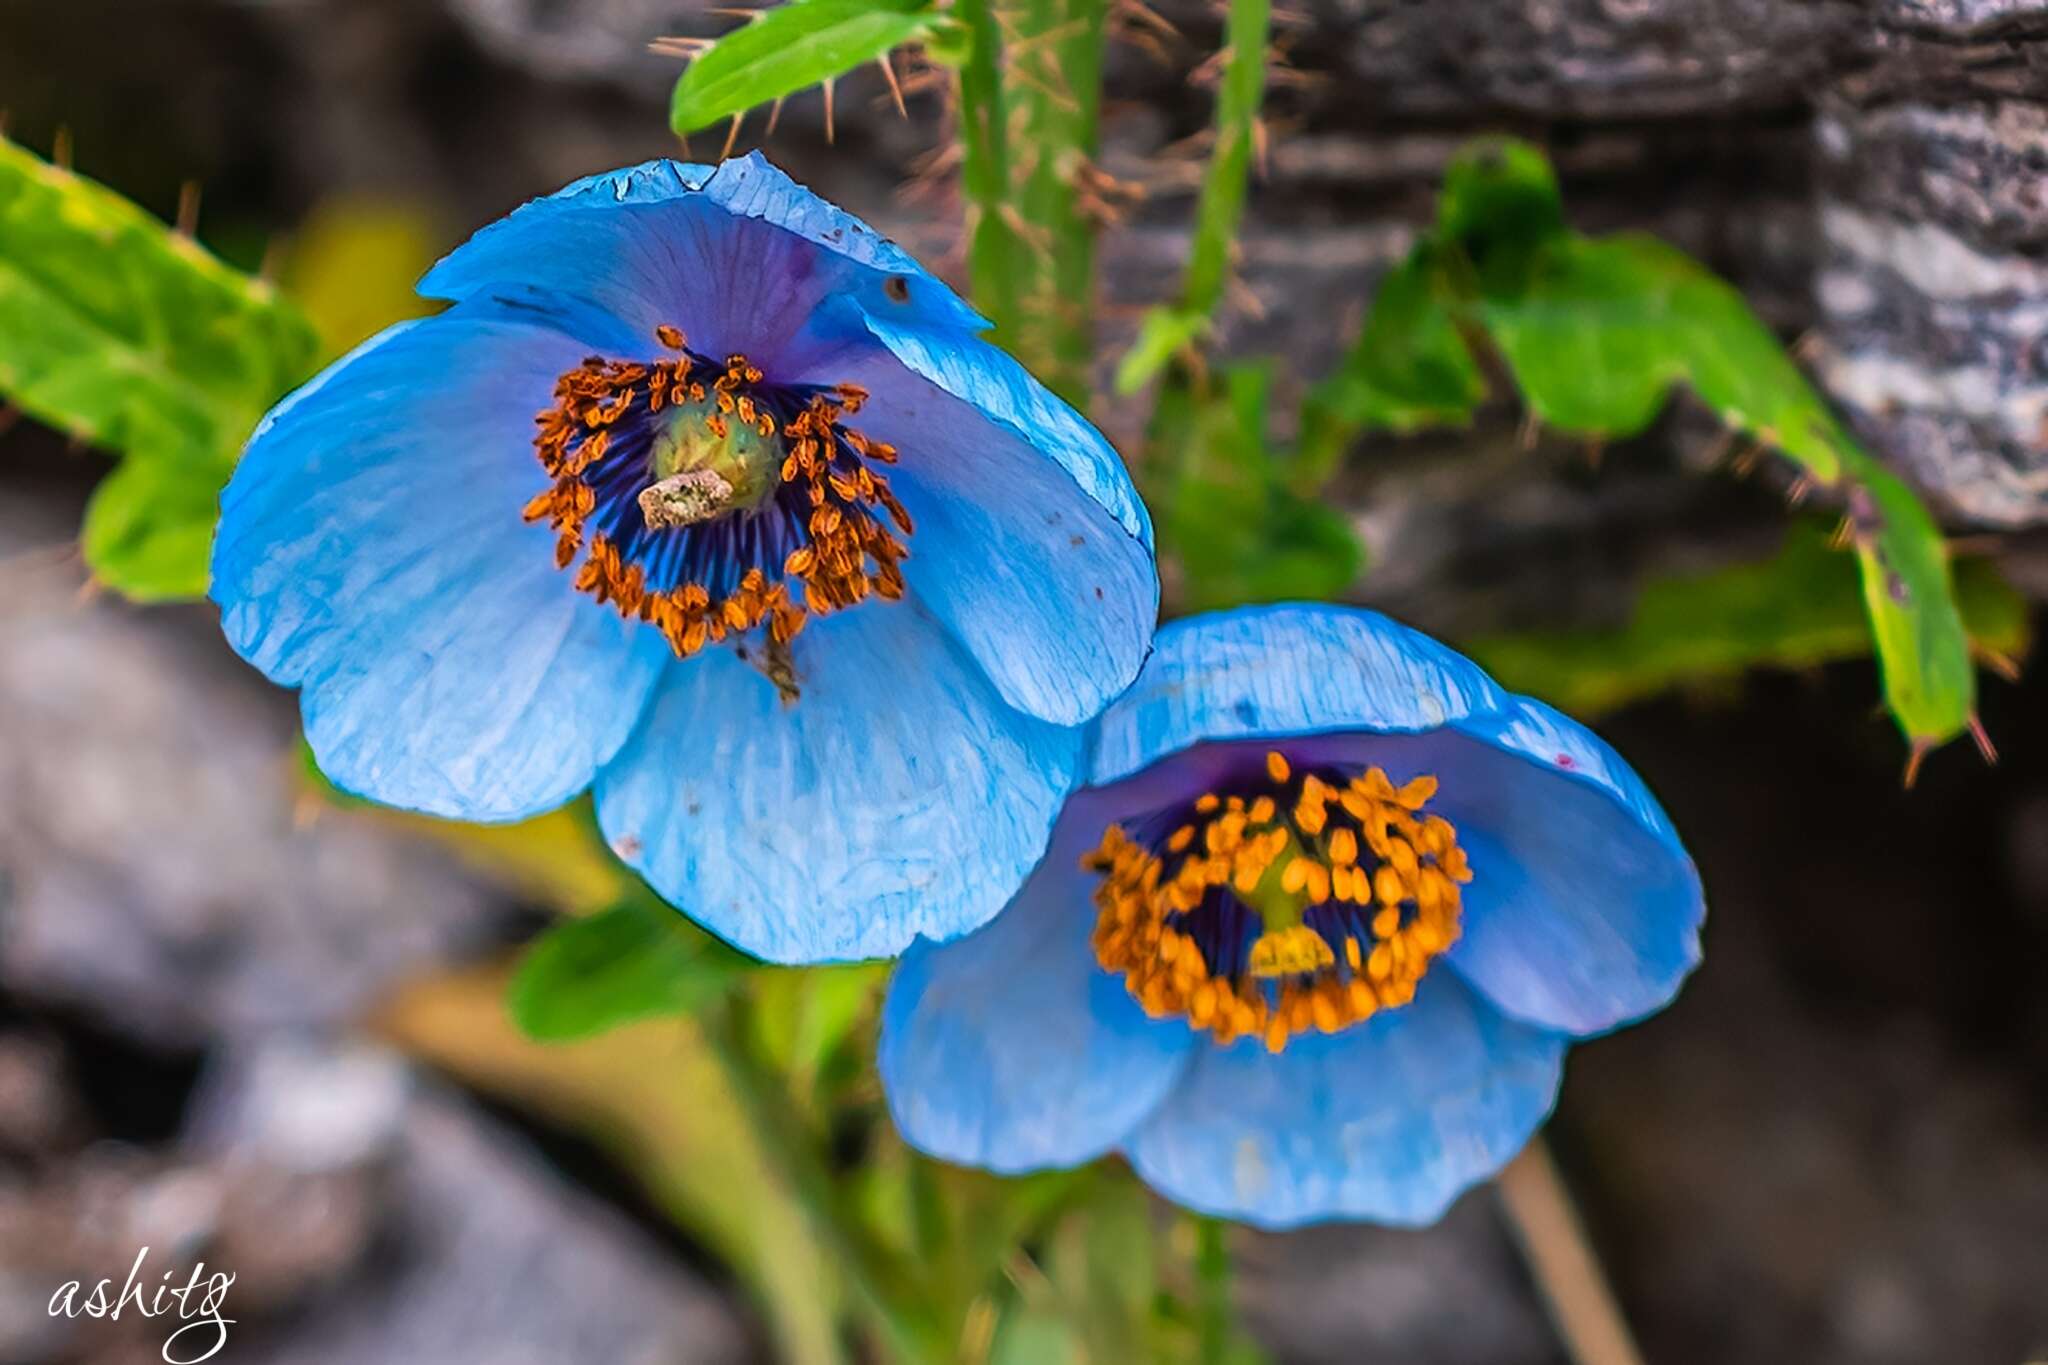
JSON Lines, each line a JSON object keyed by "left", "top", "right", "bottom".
{"left": 522, "top": 325, "right": 912, "bottom": 672}
{"left": 638, "top": 393, "right": 778, "bottom": 528}
{"left": 1083, "top": 750, "right": 1471, "bottom": 1053}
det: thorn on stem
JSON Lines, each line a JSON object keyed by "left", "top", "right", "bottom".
{"left": 1517, "top": 412, "right": 1541, "bottom": 453}
{"left": 1968, "top": 715, "right": 1999, "bottom": 765}
{"left": 764, "top": 96, "right": 785, "bottom": 140}
{"left": 822, "top": 78, "right": 837, "bottom": 144}
{"left": 721, "top": 111, "right": 744, "bottom": 161}
{"left": 175, "top": 180, "right": 201, "bottom": 237}
{"left": 1786, "top": 475, "right": 1813, "bottom": 506}
{"left": 1828, "top": 516, "right": 1854, "bottom": 550}
{"left": 1902, "top": 740, "right": 1931, "bottom": 791}
{"left": 878, "top": 53, "right": 907, "bottom": 118}
{"left": 1972, "top": 642, "right": 2022, "bottom": 682}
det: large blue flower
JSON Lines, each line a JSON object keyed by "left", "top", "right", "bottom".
{"left": 880, "top": 603, "right": 1703, "bottom": 1228}
{"left": 212, "top": 154, "right": 1157, "bottom": 963}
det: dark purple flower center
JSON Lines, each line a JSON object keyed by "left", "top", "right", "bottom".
{"left": 522, "top": 324, "right": 913, "bottom": 698}
{"left": 1083, "top": 749, "right": 1470, "bottom": 1052}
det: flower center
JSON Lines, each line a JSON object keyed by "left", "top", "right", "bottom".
{"left": 1084, "top": 750, "right": 1470, "bottom": 1053}
{"left": 523, "top": 325, "right": 912, "bottom": 695}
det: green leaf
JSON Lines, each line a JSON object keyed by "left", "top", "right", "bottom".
{"left": 1446, "top": 160, "right": 1983, "bottom": 750}
{"left": 508, "top": 900, "right": 752, "bottom": 1042}
{"left": 1115, "top": 307, "right": 1206, "bottom": 396}
{"left": 79, "top": 450, "right": 233, "bottom": 600}
{"left": 1294, "top": 245, "right": 1485, "bottom": 485}
{"left": 1435, "top": 136, "right": 1566, "bottom": 296}
{"left": 669, "top": 0, "right": 950, "bottom": 135}
{"left": 0, "top": 140, "right": 317, "bottom": 601}
{"left": 1467, "top": 524, "right": 2027, "bottom": 719}
{"left": 0, "top": 137, "right": 319, "bottom": 597}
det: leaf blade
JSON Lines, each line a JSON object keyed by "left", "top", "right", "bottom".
{"left": 669, "top": 0, "right": 946, "bottom": 135}
{"left": 509, "top": 900, "right": 752, "bottom": 1042}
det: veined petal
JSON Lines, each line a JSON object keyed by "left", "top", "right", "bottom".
{"left": 1088, "top": 604, "right": 1506, "bottom": 788}
{"left": 1437, "top": 697, "right": 1704, "bottom": 1035}
{"left": 212, "top": 312, "right": 670, "bottom": 820}
{"left": 594, "top": 598, "right": 1082, "bottom": 964}
{"left": 879, "top": 795, "right": 1194, "bottom": 1172}
{"left": 419, "top": 153, "right": 983, "bottom": 372}
{"left": 829, "top": 318, "right": 1157, "bottom": 726}
{"left": 1126, "top": 972, "right": 1566, "bottom": 1229}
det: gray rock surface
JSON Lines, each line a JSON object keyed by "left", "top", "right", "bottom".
{"left": 0, "top": 497, "right": 503, "bottom": 1043}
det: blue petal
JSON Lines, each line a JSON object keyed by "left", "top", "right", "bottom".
{"left": 1147, "top": 718, "right": 1702, "bottom": 1038}
{"left": 1088, "top": 604, "right": 1507, "bottom": 787}
{"left": 1125, "top": 972, "right": 1566, "bottom": 1229}
{"left": 419, "top": 153, "right": 985, "bottom": 372}
{"left": 831, "top": 317, "right": 1157, "bottom": 725}
{"left": 212, "top": 312, "right": 671, "bottom": 821}
{"left": 878, "top": 791, "right": 1194, "bottom": 1172}
{"left": 593, "top": 598, "right": 1083, "bottom": 963}
{"left": 1436, "top": 697, "right": 1704, "bottom": 1036}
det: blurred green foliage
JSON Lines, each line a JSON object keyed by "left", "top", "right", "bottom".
{"left": 1470, "top": 526, "right": 2027, "bottom": 719}
{"left": 509, "top": 899, "right": 754, "bottom": 1041}
{"left": 0, "top": 136, "right": 318, "bottom": 597}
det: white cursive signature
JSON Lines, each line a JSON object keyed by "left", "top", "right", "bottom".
{"left": 47, "top": 1246, "right": 236, "bottom": 1364}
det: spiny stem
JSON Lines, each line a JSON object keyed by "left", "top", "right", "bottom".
{"left": 954, "top": 0, "right": 1024, "bottom": 345}
{"left": 1179, "top": 0, "right": 1271, "bottom": 320}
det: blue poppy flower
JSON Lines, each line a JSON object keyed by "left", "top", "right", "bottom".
{"left": 211, "top": 154, "right": 1157, "bottom": 963}
{"left": 879, "top": 603, "right": 1703, "bottom": 1228}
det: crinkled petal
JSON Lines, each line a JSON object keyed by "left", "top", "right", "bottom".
{"left": 878, "top": 792, "right": 1194, "bottom": 1171}
{"left": 1437, "top": 697, "right": 1703, "bottom": 1035}
{"left": 419, "top": 153, "right": 983, "bottom": 371}
{"left": 827, "top": 317, "right": 1156, "bottom": 725}
{"left": 1088, "top": 604, "right": 1506, "bottom": 787}
{"left": 212, "top": 312, "right": 670, "bottom": 821}
{"left": 594, "top": 598, "right": 1082, "bottom": 963}
{"left": 1126, "top": 972, "right": 1566, "bottom": 1229}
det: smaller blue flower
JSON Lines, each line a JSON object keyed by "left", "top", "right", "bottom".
{"left": 879, "top": 604, "right": 1704, "bottom": 1228}
{"left": 211, "top": 154, "right": 1157, "bottom": 964}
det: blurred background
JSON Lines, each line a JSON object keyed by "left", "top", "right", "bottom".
{"left": 2, "top": 1, "right": 2047, "bottom": 1361}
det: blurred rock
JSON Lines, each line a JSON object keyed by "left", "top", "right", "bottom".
{"left": 0, "top": 1039, "right": 748, "bottom": 1365}
{"left": 1813, "top": 99, "right": 2048, "bottom": 526}
{"left": 0, "top": 495, "right": 507, "bottom": 1043}
{"left": 1234, "top": 1193, "right": 1561, "bottom": 1365}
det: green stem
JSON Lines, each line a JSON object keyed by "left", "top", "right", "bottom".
{"left": 703, "top": 1000, "right": 951, "bottom": 1362}
{"left": 1193, "top": 1215, "right": 1233, "bottom": 1365}
{"left": 1013, "top": 0, "right": 1108, "bottom": 400}
{"left": 1139, "top": 0, "right": 1271, "bottom": 483}
{"left": 955, "top": 0, "right": 1023, "bottom": 347}
{"left": 1179, "top": 0, "right": 1271, "bottom": 319}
